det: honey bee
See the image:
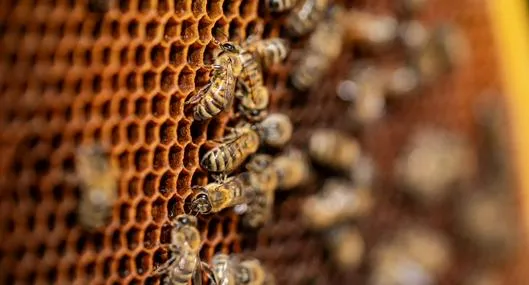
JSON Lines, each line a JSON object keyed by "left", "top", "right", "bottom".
{"left": 76, "top": 145, "right": 118, "bottom": 230}
{"left": 211, "top": 253, "right": 237, "bottom": 285}
{"left": 325, "top": 226, "right": 365, "bottom": 270}
{"left": 189, "top": 173, "right": 252, "bottom": 215}
{"left": 236, "top": 48, "right": 270, "bottom": 122}
{"left": 302, "top": 179, "right": 373, "bottom": 230}
{"left": 187, "top": 42, "right": 243, "bottom": 121}
{"left": 272, "top": 149, "right": 312, "bottom": 190}
{"left": 256, "top": 113, "right": 293, "bottom": 148}
{"left": 413, "top": 24, "right": 469, "bottom": 84}
{"left": 308, "top": 129, "right": 361, "bottom": 173}
{"left": 247, "top": 38, "right": 291, "bottom": 70}
{"left": 201, "top": 125, "right": 260, "bottom": 174}
{"left": 237, "top": 257, "right": 275, "bottom": 285}
{"left": 369, "top": 226, "right": 452, "bottom": 285}
{"left": 286, "top": 0, "right": 329, "bottom": 37}
{"left": 342, "top": 11, "right": 398, "bottom": 48}
{"left": 394, "top": 127, "right": 472, "bottom": 205}
{"left": 153, "top": 215, "right": 214, "bottom": 285}
{"left": 291, "top": 8, "right": 344, "bottom": 90}
{"left": 266, "top": 0, "right": 299, "bottom": 12}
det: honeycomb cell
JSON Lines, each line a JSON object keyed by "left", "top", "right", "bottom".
{"left": 223, "top": 0, "right": 239, "bottom": 18}
{"left": 135, "top": 200, "right": 149, "bottom": 223}
{"left": 152, "top": 146, "right": 167, "bottom": 170}
{"left": 144, "top": 121, "right": 157, "bottom": 145}
{"left": 120, "top": 203, "right": 131, "bottom": 225}
{"left": 134, "top": 45, "right": 146, "bottom": 66}
{"left": 186, "top": 42, "right": 205, "bottom": 66}
{"left": 180, "top": 18, "right": 198, "bottom": 43}
{"left": 151, "top": 94, "right": 167, "bottom": 118}
{"left": 192, "top": 0, "right": 207, "bottom": 17}
{"left": 168, "top": 144, "right": 184, "bottom": 169}
{"left": 145, "top": 19, "right": 161, "bottom": 42}
{"left": 198, "top": 17, "right": 214, "bottom": 43}
{"left": 206, "top": 0, "right": 223, "bottom": 19}
{"left": 176, "top": 169, "right": 192, "bottom": 196}
{"left": 151, "top": 198, "right": 167, "bottom": 223}
{"left": 160, "top": 67, "right": 177, "bottom": 93}
{"left": 102, "top": 257, "right": 113, "bottom": 278}
{"left": 174, "top": 0, "right": 191, "bottom": 17}
{"left": 169, "top": 42, "right": 186, "bottom": 67}
{"left": 149, "top": 44, "right": 166, "bottom": 69}
{"left": 177, "top": 65, "right": 195, "bottom": 93}
{"left": 183, "top": 143, "right": 198, "bottom": 170}
{"left": 127, "top": 19, "right": 140, "bottom": 39}
{"left": 159, "top": 171, "right": 177, "bottom": 197}
{"left": 118, "top": 254, "right": 132, "bottom": 278}
{"left": 159, "top": 120, "right": 177, "bottom": 146}
{"left": 134, "top": 97, "right": 148, "bottom": 118}
{"left": 156, "top": 0, "right": 170, "bottom": 15}
{"left": 142, "top": 172, "right": 157, "bottom": 197}
{"left": 143, "top": 224, "right": 159, "bottom": 249}
{"left": 142, "top": 71, "right": 157, "bottom": 92}
{"left": 176, "top": 119, "right": 191, "bottom": 144}
{"left": 134, "top": 251, "right": 150, "bottom": 275}
{"left": 126, "top": 227, "right": 140, "bottom": 250}
{"left": 127, "top": 123, "right": 140, "bottom": 145}
{"left": 163, "top": 17, "right": 179, "bottom": 40}
{"left": 137, "top": 0, "right": 153, "bottom": 13}
{"left": 125, "top": 72, "right": 138, "bottom": 92}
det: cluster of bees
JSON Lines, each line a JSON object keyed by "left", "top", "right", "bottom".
{"left": 73, "top": 0, "right": 518, "bottom": 284}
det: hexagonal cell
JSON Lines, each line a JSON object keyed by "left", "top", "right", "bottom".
{"left": 126, "top": 227, "right": 140, "bottom": 250}
{"left": 187, "top": 42, "right": 205, "bottom": 66}
{"left": 119, "top": 203, "right": 131, "bottom": 225}
{"left": 134, "top": 97, "right": 148, "bottom": 118}
{"left": 128, "top": 176, "right": 140, "bottom": 198}
{"left": 174, "top": 0, "right": 191, "bottom": 17}
{"left": 143, "top": 172, "right": 157, "bottom": 197}
{"left": 192, "top": 0, "right": 207, "bottom": 17}
{"left": 151, "top": 93, "right": 167, "bottom": 118}
{"left": 156, "top": 0, "right": 170, "bottom": 15}
{"left": 152, "top": 146, "right": 167, "bottom": 171}
{"left": 176, "top": 169, "right": 192, "bottom": 196}
{"left": 102, "top": 257, "right": 113, "bottom": 278}
{"left": 198, "top": 17, "right": 214, "bottom": 43}
{"left": 99, "top": 99, "right": 111, "bottom": 119}
{"left": 169, "top": 42, "right": 186, "bottom": 67}
{"left": 83, "top": 262, "right": 96, "bottom": 280}
{"left": 206, "top": 0, "right": 223, "bottom": 19}
{"left": 125, "top": 71, "right": 138, "bottom": 92}
{"left": 228, "top": 19, "right": 244, "bottom": 40}
{"left": 176, "top": 119, "right": 191, "bottom": 144}
{"left": 223, "top": 0, "right": 239, "bottom": 17}
{"left": 137, "top": 0, "right": 153, "bottom": 13}
{"left": 168, "top": 144, "right": 184, "bottom": 169}
{"left": 134, "top": 44, "right": 146, "bottom": 66}
{"left": 212, "top": 20, "right": 229, "bottom": 40}
{"left": 143, "top": 224, "right": 159, "bottom": 249}
{"left": 145, "top": 19, "right": 161, "bottom": 42}
{"left": 190, "top": 119, "right": 208, "bottom": 144}
{"left": 109, "top": 20, "right": 121, "bottom": 39}
{"left": 149, "top": 44, "right": 166, "bottom": 69}
{"left": 160, "top": 120, "right": 177, "bottom": 145}
{"left": 151, "top": 198, "right": 167, "bottom": 223}
{"left": 141, "top": 71, "right": 157, "bottom": 93}
{"left": 135, "top": 251, "right": 150, "bottom": 276}
{"left": 111, "top": 125, "right": 121, "bottom": 146}
{"left": 127, "top": 19, "right": 140, "bottom": 39}
{"left": 111, "top": 230, "right": 122, "bottom": 250}
{"left": 119, "top": 46, "right": 129, "bottom": 66}
{"left": 180, "top": 18, "right": 198, "bottom": 43}
{"left": 134, "top": 147, "right": 149, "bottom": 172}
{"left": 163, "top": 17, "right": 180, "bottom": 40}
{"left": 135, "top": 200, "right": 148, "bottom": 223}
{"left": 159, "top": 171, "right": 176, "bottom": 197}
{"left": 144, "top": 120, "right": 157, "bottom": 145}
{"left": 126, "top": 123, "right": 140, "bottom": 145}
{"left": 183, "top": 143, "right": 199, "bottom": 170}
{"left": 160, "top": 67, "right": 177, "bottom": 93}
{"left": 239, "top": 0, "right": 258, "bottom": 19}
{"left": 119, "top": 0, "right": 131, "bottom": 12}
{"left": 207, "top": 217, "right": 221, "bottom": 241}
{"left": 177, "top": 66, "right": 195, "bottom": 93}
{"left": 153, "top": 247, "right": 170, "bottom": 272}
{"left": 118, "top": 255, "right": 132, "bottom": 278}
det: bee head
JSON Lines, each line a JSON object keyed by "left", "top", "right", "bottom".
{"left": 221, "top": 42, "right": 239, "bottom": 54}
{"left": 176, "top": 214, "right": 197, "bottom": 227}
{"left": 247, "top": 154, "right": 273, "bottom": 173}
{"left": 190, "top": 192, "right": 212, "bottom": 214}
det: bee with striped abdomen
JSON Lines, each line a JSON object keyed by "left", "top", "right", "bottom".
{"left": 286, "top": 0, "right": 329, "bottom": 37}
{"left": 76, "top": 144, "right": 118, "bottom": 231}
{"left": 247, "top": 38, "right": 291, "bottom": 70}
{"left": 272, "top": 149, "right": 312, "bottom": 190}
{"left": 153, "top": 215, "right": 215, "bottom": 285}
{"left": 201, "top": 125, "right": 261, "bottom": 174}
{"left": 236, "top": 48, "right": 270, "bottom": 122}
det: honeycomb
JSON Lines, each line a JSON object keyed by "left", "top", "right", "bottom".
{"left": 0, "top": 0, "right": 522, "bottom": 284}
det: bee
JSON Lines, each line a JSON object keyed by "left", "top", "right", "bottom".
{"left": 302, "top": 179, "right": 373, "bottom": 230}
{"left": 257, "top": 113, "right": 293, "bottom": 148}
{"left": 369, "top": 226, "right": 452, "bottom": 285}
{"left": 76, "top": 145, "right": 118, "bottom": 230}
{"left": 394, "top": 127, "right": 472, "bottom": 205}
{"left": 189, "top": 173, "right": 252, "bottom": 215}
{"left": 187, "top": 42, "right": 243, "bottom": 121}
{"left": 246, "top": 38, "right": 291, "bottom": 70}
{"left": 325, "top": 226, "right": 365, "bottom": 270}
{"left": 343, "top": 11, "right": 398, "bottom": 48}
{"left": 237, "top": 257, "right": 275, "bottom": 285}
{"left": 266, "top": 0, "right": 299, "bottom": 12}
{"left": 308, "top": 129, "right": 361, "bottom": 173}
{"left": 272, "top": 149, "right": 312, "bottom": 190}
{"left": 236, "top": 49, "right": 270, "bottom": 122}
{"left": 291, "top": 8, "right": 344, "bottom": 90}
{"left": 201, "top": 125, "right": 260, "bottom": 174}
{"left": 286, "top": 0, "right": 329, "bottom": 37}
{"left": 412, "top": 24, "right": 469, "bottom": 84}
{"left": 153, "top": 215, "right": 214, "bottom": 285}
{"left": 211, "top": 253, "right": 237, "bottom": 285}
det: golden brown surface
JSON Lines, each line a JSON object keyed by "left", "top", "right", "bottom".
{"left": 0, "top": 0, "right": 519, "bottom": 284}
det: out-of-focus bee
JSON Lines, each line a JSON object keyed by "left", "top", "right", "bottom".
{"left": 256, "top": 113, "right": 293, "bottom": 148}
{"left": 369, "top": 226, "right": 452, "bottom": 285}
{"left": 456, "top": 190, "right": 518, "bottom": 260}
{"left": 76, "top": 145, "right": 118, "bottom": 230}
{"left": 201, "top": 125, "right": 260, "bottom": 174}
{"left": 189, "top": 173, "right": 252, "bottom": 215}
{"left": 211, "top": 253, "right": 237, "bottom": 285}
{"left": 187, "top": 41, "right": 243, "bottom": 121}
{"left": 412, "top": 24, "right": 469, "bottom": 84}
{"left": 394, "top": 127, "right": 472, "bottom": 205}
{"left": 247, "top": 38, "right": 291, "bottom": 70}
{"left": 286, "top": 0, "right": 329, "bottom": 37}
{"left": 272, "top": 149, "right": 312, "bottom": 190}
{"left": 308, "top": 129, "right": 361, "bottom": 173}
{"left": 237, "top": 155, "right": 279, "bottom": 228}
{"left": 291, "top": 7, "right": 344, "bottom": 90}
{"left": 302, "top": 179, "right": 373, "bottom": 230}
{"left": 236, "top": 48, "right": 270, "bottom": 122}
{"left": 342, "top": 10, "right": 398, "bottom": 48}
{"left": 398, "top": 20, "right": 429, "bottom": 51}
{"left": 237, "top": 257, "right": 275, "bottom": 285}
{"left": 266, "top": 0, "right": 299, "bottom": 12}
{"left": 325, "top": 225, "right": 365, "bottom": 270}
{"left": 153, "top": 215, "right": 214, "bottom": 285}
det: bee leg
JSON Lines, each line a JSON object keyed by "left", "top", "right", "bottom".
{"left": 200, "top": 261, "right": 219, "bottom": 285}
{"left": 152, "top": 255, "right": 177, "bottom": 275}
{"left": 186, "top": 84, "right": 211, "bottom": 105}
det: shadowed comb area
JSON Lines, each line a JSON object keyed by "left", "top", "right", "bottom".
{"left": 0, "top": 0, "right": 521, "bottom": 284}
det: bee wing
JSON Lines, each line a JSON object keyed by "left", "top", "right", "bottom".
{"left": 186, "top": 85, "right": 211, "bottom": 105}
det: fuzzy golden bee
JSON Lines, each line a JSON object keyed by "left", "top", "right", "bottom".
{"left": 201, "top": 125, "right": 261, "bottom": 174}
{"left": 211, "top": 253, "right": 237, "bottom": 285}
{"left": 291, "top": 8, "right": 344, "bottom": 90}
{"left": 266, "top": 0, "right": 299, "bottom": 12}
{"left": 302, "top": 179, "right": 373, "bottom": 230}
{"left": 325, "top": 226, "right": 365, "bottom": 270}
{"left": 272, "top": 149, "right": 312, "bottom": 190}
{"left": 187, "top": 42, "right": 243, "bottom": 121}
{"left": 247, "top": 38, "right": 291, "bottom": 70}
{"left": 189, "top": 173, "right": 252, "bottom": 215}
{"left": 309, "top": 129, "right": 361, "bottom": 173}
{"left": 76, "top": 145, "right": 118, "bottom": 230}
{"left": 237, "top": 257, "right": 275, "bottom": 285}
{"left": 236, "top": 48, "right": 270, "bottom": 122}
{"left": 257, "top": 113, "right": 294, "bottom": 148}
{"left": 153, "top": 215, "right": 214, "bottom": 285}
{"left": 286, "top": 0, "right": 329, "bottom": 37}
